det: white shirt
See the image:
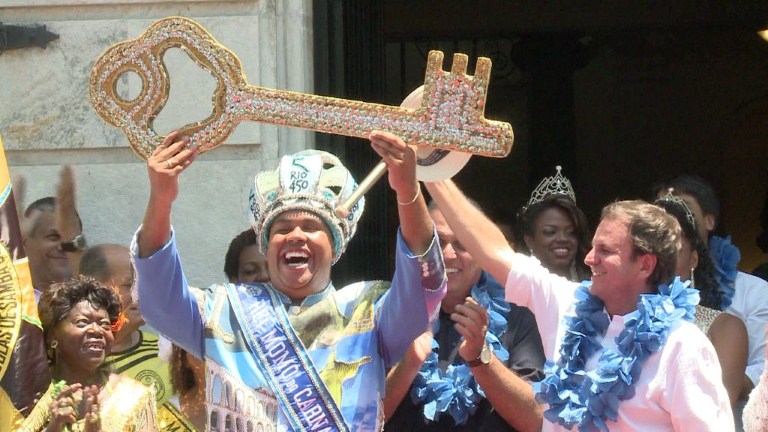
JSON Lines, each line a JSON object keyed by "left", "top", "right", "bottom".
{"left": 725, "top": 271, "right": 768, "bottom": 386}
{"left": 506, "top": 254, "right": 734, "bottom": 432}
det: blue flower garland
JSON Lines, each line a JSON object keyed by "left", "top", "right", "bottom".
{"left": 708, "top": 235, "right": 739, "bottom": 310}
{"left": 534, "top": 278, "right": 699, "bottom": 432}
{"left": 409, "top": 273, "right": 510, "bottom": 425}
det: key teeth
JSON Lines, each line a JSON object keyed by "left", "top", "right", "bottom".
{"left": 426, "top": 50, "right": 445, "bottom": 75}
{"left": 473, "top": 57, "right": 492, "bottom": 85}
{"left": 451, "top": 53, "right": 468, "bottom": 75}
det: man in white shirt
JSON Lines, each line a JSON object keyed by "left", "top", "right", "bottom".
{"left": 426, "top": 179, "right": 734, "bottom": 431}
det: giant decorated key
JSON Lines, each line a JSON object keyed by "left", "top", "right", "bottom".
{"left": 89, "top": 16, "right": 514, "bottom": 165}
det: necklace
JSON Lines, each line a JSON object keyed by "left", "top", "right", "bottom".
{"left": 535, "top": 278, "right": 698, "bottom": 431}
{"left": 708, "top": 235, "right": 739, "bottom": 309}
{"left": 410, "top": 273, "right": 510, "bottom": 425}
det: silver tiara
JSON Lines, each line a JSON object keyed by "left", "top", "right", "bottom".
{"left": 657, "top": 188, "right": 697, "bottom": 231}
{"left": 527, "top": 166, "right": 577, "bottom": 207}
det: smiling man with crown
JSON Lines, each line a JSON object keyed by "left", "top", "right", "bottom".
{"left": 131, "top": 129, "right": 446, "bottom": 432}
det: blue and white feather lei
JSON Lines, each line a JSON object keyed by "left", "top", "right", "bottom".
{"left": 708, "top": 235, "right": 739, "bottom": 309}
{"left": 534, "top": 277, "right": 699, "bottom": 432}
{"left": 409, "top": 274, "right": 510, "bottom": 425}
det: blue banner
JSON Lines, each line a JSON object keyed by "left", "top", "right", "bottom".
{"left": 227, "top": 283, "right": 349, "bottom": 432}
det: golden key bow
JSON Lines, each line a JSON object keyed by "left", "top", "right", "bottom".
{"left": 89, "top": 16, "right": 513, "bottom": 162}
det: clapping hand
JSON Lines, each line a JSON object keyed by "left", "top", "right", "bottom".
{"left": 46, "top": 383, "right": 101, "bottom": 432}
{"left": 452, "top": 297, "right": 489, "bottom": 363}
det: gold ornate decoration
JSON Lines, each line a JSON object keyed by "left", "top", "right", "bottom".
{"left": 89, "top": 16, "right": 514, "bottom": 160}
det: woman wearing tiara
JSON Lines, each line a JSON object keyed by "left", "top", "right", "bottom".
{"left": 516, "top": 166, "right": 591, "bottom": 282}
{"left": 655, "top": 190, "right": 748, "bottom": 409}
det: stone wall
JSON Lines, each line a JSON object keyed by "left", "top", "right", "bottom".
{"left": 1, "top": 0, "right": 314, "bottom": 286}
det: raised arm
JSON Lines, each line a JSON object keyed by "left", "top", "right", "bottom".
{"left": 370, "top": 130, "right": 446, "bottom": 365}
{"left": 424, "top": 180, "right": 515, "bottom": 284}
{"left": 369, "top": 130, "right": 432, "bottom": 255}
{"left": 132, "top": 131, "right": 204, "bottom": 357}
{"left": 55, "top": 165, "right": 84, "bottom": 276}
{"left": 137, "top": 131, "right": 197, "bottom": 258}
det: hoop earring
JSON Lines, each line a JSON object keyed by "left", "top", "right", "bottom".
{"left": 47, "top": 340, "right": 58, "bottom": 365}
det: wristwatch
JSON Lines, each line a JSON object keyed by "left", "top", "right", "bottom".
{"left": 466, "top": 342, "right": 492, "bottom": 367}
{"left": 61, "top": 234, "right": 87, "bottom": 252}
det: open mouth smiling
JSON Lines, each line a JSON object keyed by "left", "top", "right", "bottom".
{"left": 283, "top": 250, "right": 310, "bottom": 268}
{"left": 82, "top": 340, "right": 105, "bottom": 353}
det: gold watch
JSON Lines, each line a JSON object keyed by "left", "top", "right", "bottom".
{"left": 466, "top": 342, "right": 492, "bottom": 367}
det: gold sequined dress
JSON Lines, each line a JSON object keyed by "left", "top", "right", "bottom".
{"left": 20, "top": 373, "right": 157, "bottom": 431}
{"left": 695, "top": 305, "right": 722, "bottom": 334}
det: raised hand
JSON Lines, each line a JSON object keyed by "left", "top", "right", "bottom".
{"left": 54, "top": 165, "right": 85, "bottom": 274}
{"left": 369, "top": 130, "right": 418, "bottom": 203}
{"left": 55, "top": 166, "right": 78, "bottom": 239}
{"left": 138, "top": 130, "right": 197, "bottom": 258}
{"left": 146, "top": 130, "right": 197, "bottom": 206}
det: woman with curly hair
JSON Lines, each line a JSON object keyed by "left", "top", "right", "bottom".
{"left": 655, "top": 191, "right": 748, "bottom": 408}
{"left": 22, "top": 276, "right": 157, "bottom": 431}
{"left": 516, "top": 167, "right": 592, "bottom": 282}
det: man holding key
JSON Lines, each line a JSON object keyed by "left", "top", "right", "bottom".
{"left": 132, "top": 129, "right": 446, "bottom": 431}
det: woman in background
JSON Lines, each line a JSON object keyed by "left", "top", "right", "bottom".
{"left": 24, "top": 276, "right": 156, "bottom": 431}
{"left": 224, "top": 228, "right": 269, "bottom": 284}
{"left": 516, "top": 166, "right": 591, "bottom": 282}
{"left": 655, "top": 190, "right": 748, "bottom": 408}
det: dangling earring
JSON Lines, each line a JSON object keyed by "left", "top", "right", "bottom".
{"left": 690, "top": 268, "right": 695, "bottom": 288}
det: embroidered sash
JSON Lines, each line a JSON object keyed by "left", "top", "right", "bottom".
{"left": 227, "top": 283, "right": 350, "bottom": 432}
{"left": 157, "top": 402, "right": 198, "bottom": 431}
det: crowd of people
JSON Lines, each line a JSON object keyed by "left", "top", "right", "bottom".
{"left": 12, "top": 124, "right": 768, "bottom": 431}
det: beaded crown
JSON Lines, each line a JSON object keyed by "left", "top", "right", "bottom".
{"left": 526, "top": 165, "right": 576, "bottom": 207}
{"left": 248, "top": 150, "right": 364, "bottom": 265}
{"left": 655, "top": 188, "right": 697, "bottom": 233}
